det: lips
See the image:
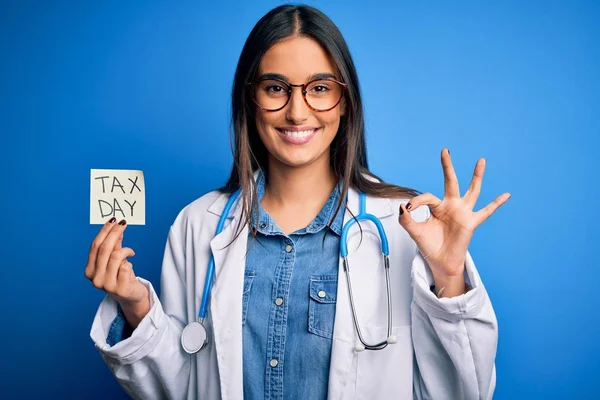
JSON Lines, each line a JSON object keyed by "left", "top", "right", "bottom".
{"left": 276, "top": 128, "right": 319, "bottom": 145}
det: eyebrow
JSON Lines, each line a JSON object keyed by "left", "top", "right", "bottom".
{"left": 258, "top": 72, "right": 338, "bottom": 82}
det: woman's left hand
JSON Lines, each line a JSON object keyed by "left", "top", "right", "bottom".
{"left": 398, "top": 148, "right": 511, "bottom": 297}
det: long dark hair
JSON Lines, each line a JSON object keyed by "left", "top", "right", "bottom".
{"left": 221, "top": 4, "right": 419, "bottom": 236}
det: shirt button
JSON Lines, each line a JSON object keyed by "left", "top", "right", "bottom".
{"left": 285, "top": 244, "right": 293, "bottom": 253}
{"left": 274, "top": 297, "right": 284, "bottom": 306}
{"left": 269, "top": 359, "right": 279, "bottom": 368}
{"left": 259, "top": 222, "right": 267, "bottom": 229}
{"left": 318, "top": 290, "right": 327, "bottom": 298}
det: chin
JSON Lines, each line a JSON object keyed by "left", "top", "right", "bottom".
{"left": 271, "top": 147, "right": 330, "bottom": 169}
{"left": 274, "top": 154, "right": 317, "bottom": 168}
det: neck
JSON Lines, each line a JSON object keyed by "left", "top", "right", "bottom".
{"left": 263, "top": 158, "right": 337, "bottom": 208}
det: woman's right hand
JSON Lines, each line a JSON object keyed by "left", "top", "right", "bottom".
{"left": 85, "top": 217, "right": 150, "bottom": 326}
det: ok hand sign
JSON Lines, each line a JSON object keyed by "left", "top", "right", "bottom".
{"left": 398, "top": 149, "right": 510, "bottom": 297}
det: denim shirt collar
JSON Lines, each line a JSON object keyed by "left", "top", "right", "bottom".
{"left": 251, "top": 171, "right": 344, "bottom": 237}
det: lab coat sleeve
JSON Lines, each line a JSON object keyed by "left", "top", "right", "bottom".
{"left": 409, "top": 212, "right": 497, "bottom": 400}
{"left": 89, "top": 227, "right": 191, "bottom": 400}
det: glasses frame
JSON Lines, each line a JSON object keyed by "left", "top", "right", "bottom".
{"left": 246, "top": 77, "right": 348, "bottom": 112}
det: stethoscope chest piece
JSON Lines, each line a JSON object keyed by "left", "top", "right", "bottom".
{"left": 181, "top": 321, "right": 208, "bottom": 354}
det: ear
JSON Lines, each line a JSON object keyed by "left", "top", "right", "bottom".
{"left": 340, "top": 97, "right": 347, "bottom": 117}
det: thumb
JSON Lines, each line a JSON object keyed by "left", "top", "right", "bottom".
{"left": 398, "top": 203, "right": 424, "bottom": 241}
{"left": 117, "top": 261, "right": 148, "bottom": 303}
{"left": 117, "top": 260, "right": 136, "bottom": 286}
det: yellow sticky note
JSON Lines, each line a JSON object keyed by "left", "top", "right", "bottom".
{"left": 90, "top": 169, "right": 145, "bottom": 225}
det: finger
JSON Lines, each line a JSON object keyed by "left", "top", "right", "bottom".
{"left": 474, "top": 193, "right": 511, "bottom": 226}
{"left": 441, "top": 148, "right": 460, "bottom": 198}
{"left": 398, "top": 203, "right": 425, "bottom": 242}
{"left": 94, "top": 220, "right": 128, "bottom": 285}
{"left": 115, "top": 233, "right": 124, "bottom": 251}
{"left": 85, "top": 217, "right": 118, "bottom": 280}
{"left": 103, "top": 247, "right": 135, "bottom": 292}
{"left": 464, "top": 158, "right": 486, "bottom": 208}
{"left": 403, "top": 192, "right": 442, "bottom": 212}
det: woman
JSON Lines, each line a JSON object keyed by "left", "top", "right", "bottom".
{"left": 87, "top": 4, "right": 509, "bottom": 399}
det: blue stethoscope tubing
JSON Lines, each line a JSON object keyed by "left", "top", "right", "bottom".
{"left": 180, "top": 190, "right": 396, "bottom": 354}
{"left": 341, "top": 193, "right": 396, "bottom": 351}
{"left": 180, "top": 189, "right": 242, "bottom": 354}
{"left": 198, "top": 188, "right": 243, "bottom": 321}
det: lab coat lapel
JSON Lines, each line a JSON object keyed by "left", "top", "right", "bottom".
{"left": 209, "top": 193, "right": 247, "bottom": 400}
{"left": 328, "top": 187, "right": 395, "bottom": 399}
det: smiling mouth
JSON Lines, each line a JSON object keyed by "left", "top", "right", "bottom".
{"left": 277, "top": 128, "right": 318, "bottom": 138}
{"left": 275, "top": 128, "right": 320, "bottom": 144}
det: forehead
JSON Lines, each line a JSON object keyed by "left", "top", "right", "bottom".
{"left": 258, "top": 36, "right": 337, "bottom": 80}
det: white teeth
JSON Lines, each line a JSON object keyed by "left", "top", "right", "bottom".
{"left": 281, "top": 129, "right": 316, "bottom": 138}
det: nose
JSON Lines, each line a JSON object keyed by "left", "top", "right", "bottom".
{"left": 285, "top": 86, "right": 308, "bottom": 124}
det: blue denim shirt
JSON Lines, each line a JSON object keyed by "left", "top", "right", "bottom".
{"left": 242, "top": 173, "right": 343, "bottom": 400}
{"left": 106, "top": 174, "right": 343, "bottom": 400}
{"left": 106, "top": 302, "right": 133, "bottom": 346}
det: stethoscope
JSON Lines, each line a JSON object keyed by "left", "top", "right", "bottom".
{"left": 180, "top": 189, "right": 396, "bottom": 355}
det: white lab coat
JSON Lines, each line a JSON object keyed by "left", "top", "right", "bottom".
{"left": 90, "top": 186, "right": 497, "bottom": 400}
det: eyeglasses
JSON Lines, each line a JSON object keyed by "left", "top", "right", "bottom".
{"left": 247, "top": 77, "right": 347, "bottom": 112}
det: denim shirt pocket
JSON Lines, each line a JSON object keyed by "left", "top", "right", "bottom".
{"left": 308, "top": 275, "right": 338, "bottom": 339}
{"left": 242, "top": 271, "right": 256, "bottom": 325}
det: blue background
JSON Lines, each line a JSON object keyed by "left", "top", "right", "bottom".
{"left": 1, "top": 0, "right": 598, "bottom": 398}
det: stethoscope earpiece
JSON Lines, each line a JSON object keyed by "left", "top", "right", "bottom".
{"left": 355, "top": 342, "right": 366, "bottom": 352}
{"left": 387, "top": 335, "right": 397, "bottom": 344}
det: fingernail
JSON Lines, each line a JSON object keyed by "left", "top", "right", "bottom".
{"left": 399, "top": 206, "right": 404, "bottom": 216}
{"left": 118, "top": 220, "right": 127, "bottom": 226}
{"left": 406, "top": 203, "right": 412, "bottom": 211}
{"left": 109, "top": 217, "right": 116, "bottom": 223}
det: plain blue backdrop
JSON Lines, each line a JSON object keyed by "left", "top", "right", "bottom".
{"left": 1, "top": 0, "right": 598, "bottom": 398}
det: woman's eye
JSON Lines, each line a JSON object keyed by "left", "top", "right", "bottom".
{"left": 311, "top": 85, "right": 330, "bottom": 93}
{"left": 266, "top": 85, "right": 285, "bottom": 93}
